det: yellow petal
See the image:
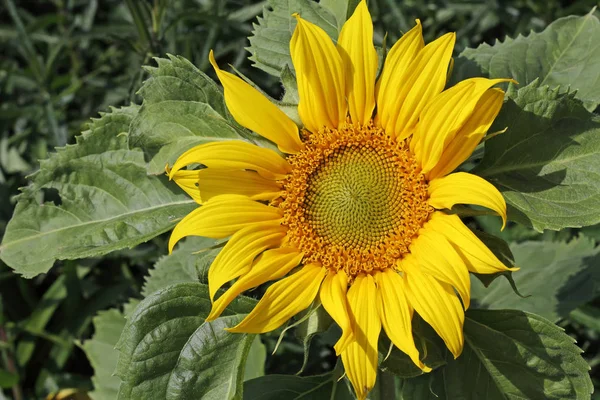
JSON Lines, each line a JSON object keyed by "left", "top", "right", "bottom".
{"left": 374, "top": 270, "right": 430, "bottom": 372}
{"left": 337, "top": 0, "right": 377, "bottom": 126}
{"left": 412, "top": 78, "right": 512, "bottom": 173}
{"left": 209, "top": 50, "right": 304, "bottom": 154}
{"left": 402, "top": 256, "right": 465, "bottom": 358}
{"left": 409, "top": 228, "right": 471, "bottom": 309}
{"left": 427, "top": 212, "right": 517, "bottom": 274}
{"left": 228, "top": 263, "right": 326, "bottom": 333}
{"left": 208, "top": 221, "right": 287, "bottom": 301}
{"left": 341, "top": 275, "right": 380, "bottom": 400}
{"left": 382, "top": 32, "right": 455, "bottom": 140}
{"left": 376, "top": 20, "right": 423, "bottom": 129}
{"left": 168, "top": 195, "right": 282, "bottom": 251}
{"left": 168, "top": 141, "right": 290, "bottom": 180}
{"left": 428, "top": 88, "right": 505, "bottom": 179}
{"left": 170, "top": 169, "right": 202, "bottom": 204}
{"left": 320, "top": 270, "right": 353, "bottom": 355}
{"left": 428, "top": 172, "right": 507, "bottom": 229}
{"left": 195, "top": 169, "right": 282, "bottom": 203}
{"left": 290, "top": 14, "right": 346, "bottom": 133}
{"left": 207, "top": 248, "right": 303, "bottom": 321}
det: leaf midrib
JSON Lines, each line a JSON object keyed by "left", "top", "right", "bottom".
{"left": 0, "top": 199, "right": 195, "bottom": 252}
{"left": 539, "top": 14, "right": 593, "bottom": 88}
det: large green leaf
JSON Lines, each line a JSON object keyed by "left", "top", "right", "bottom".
{"left": 457, "top": 12, "right": 600, "bottom": 110}
{"left": 130, "top": 55, "right": 250, "bottom": 174}
{"left": 474, "top": 80, "right": 600, "bottom": 231}
{"left": 243, "top": 372, "right": 353, "bottom": 400}
{"left": 401, "top": 309, "right": 592, "bottom": 400}
{"left": 0, "top": 106, "right": 196, "bottom": 278}
{"left": 141, "top": 237, "right": 219, "bottom": 297}
{"left": 248, "top": 0, "right": 338, "bottom": 77}
{"left": 472, "top": 236, "right": 600, "bottom": 322}
{"left": 115, "top": 282, "right": 257, "bottom": 400}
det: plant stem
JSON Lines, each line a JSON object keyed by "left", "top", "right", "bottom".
{"left": 0, "top": 326, "right": 23, "bottom": 400}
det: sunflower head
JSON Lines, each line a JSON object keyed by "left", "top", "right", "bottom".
{"left": 166, "top": 1, "right": 517, "bottom": 399}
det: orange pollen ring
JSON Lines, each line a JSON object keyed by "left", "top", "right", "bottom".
{"left": 274, "top": 121, "right": 433, "bottom": 280}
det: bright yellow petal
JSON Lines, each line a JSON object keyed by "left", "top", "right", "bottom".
{"left": 207, "top": 248, "right": 303, "bottom": 321}
{"left": 409, "top": 228, "right": 471, "bottom": 309}
{"left": 337, "top": 0, "right": 377, "bottom": 126}
{"left": 168, "top": 141, "right": 290, "bottom": 180}
{"left": 195, "top": 169, "right": 282, "bottom": 203}
{"left": 429, "top": 172, "right": 507, "bottom": 229}
{"left": 402, "top": 256, "right": 465, "bottom": 358}
{"left": 428, "top": 88, "right": 505, "bottom": 179}
{"left": 412, "top": 78, "right": 512, "bottom": 173}
{"left": 427, "top": 212, "right": 517, "bottom": 274}
{"left": 382, "top": 32, "right": 455, "bottom": 140}
{"left": 374, "top": 270, "right": 430, "bottom": 372}
{"left": 376, "top": 20, "right": 423, "bottom": 129}
{"left": 209, "top": 51, "right": 304, "bottom": 154}
{"left": 168, "top": 195, "right": 282, "bottom": 252}
{"left": 320, "top": 270, "right": 353, "bottom": 355}
{"left": 290, "top": 14, "right": 346, "bottom": 133}
{"left": 208, "top": 221, "right": 287, "bottom": 301}
{"left": 228, "top": 263, "right": 326, "bottom": 333}
{"left": 341, "top": 274, "right": 380, "bottom": 400}
{"left": 170, "top": 169, "right": 202, "bottom": 204}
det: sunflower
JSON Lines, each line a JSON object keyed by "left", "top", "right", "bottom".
{"left": 166, "top": 1, "right": 516, "bottom": 398}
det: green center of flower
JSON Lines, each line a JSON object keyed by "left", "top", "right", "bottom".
{"left": 304, "top": 146, "right": 403, "bottom": 248}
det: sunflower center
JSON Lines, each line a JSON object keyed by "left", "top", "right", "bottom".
{"left": 304, "top": 146, "right": 402, "bottom": 248}
{"left": 277, "top": 121, "right": 432, "bottom": 280}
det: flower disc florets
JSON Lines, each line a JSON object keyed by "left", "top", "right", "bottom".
{"left": 277, "top": 121, "right": 433, "bottom": 280}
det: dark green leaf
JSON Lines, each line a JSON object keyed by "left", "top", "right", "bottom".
{"left": 0, "top": 369, "right": 19, "bottom": 389}
{"left": 474, "top": 80, "right": 600, "bottom": 231}
{"left": 472, "top": 236, "right": 600, "bottom": 321}
{"left": 243, "top": 372, "right": 353, "bottom": 400}
{"left": 401, "top": 310, "right": 592, "bottom": 400}
{"left": 141, "top": 237, "right": 219, "bottom": 297}
{"left": 294, "top": 305, "right": 332, "bottom": 374}
{"left": 380, "top": 316, "right": 446, "bottom": 378}
{"left": 0, "top": 105, "right": 196, "bottom": 277}
{"left": 116, "top": 282, "right": 257, "bottom": 400}
{"left": 458, "top": 12, "right": 600, "bottom": 110}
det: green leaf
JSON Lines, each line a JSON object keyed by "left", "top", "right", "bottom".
{"left": 458, "top": 12, "right": 600, "bottom": 110}
{"left": 243, "top": 336, "right": 267, "bottom": 382}
{"left": 0, "top": 369, "right": 19, "bottom": 389}
{"left": 380, "top": 316, "right": 446, "bottom": 378}
{"left": 81, "top": 308, "right": 129, "bottom": 400}
{"left": 319, "top": 0, "right": 360, "bottom": 31}
{"left": 0, "top": 105, "right": 196, "bottom": 277}
{"left": 472, "top": 236, "right": 600, "bottom": 322}
{"left": 248, "top": 0, "right": 338, "bottom": 77}
{"left": 401, "top": 309, "right": 593, "bottom": 400}
{"left": 131, "top": 56, "right": 249, "bottom": 174}
{"left": 294, "top": 305, "right": 332, "bottom": 374}
{"left": 138, "top": 55, "right": 227, "bottom": 116}
{"left": 470, "top": 230, "right": 525, "bottom": 299}
{"left": 141, "top": 237, "right": 219, "bottom": 297}
{"left": 473, "top": 80, "right": 600, "bottom": 231}
{"left": 243, "top": 372, "right": 353, "bottom": 400}
{"left": 115, "top": 282, "right": 257, "bottom": 400}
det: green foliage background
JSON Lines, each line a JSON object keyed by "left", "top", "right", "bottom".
{"left": 1, "top": 0, "right": 600, "bottom": 399}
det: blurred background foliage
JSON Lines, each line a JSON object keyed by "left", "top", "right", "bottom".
{"left": 0, "top": 0, "right": 599, "bottom": 398}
